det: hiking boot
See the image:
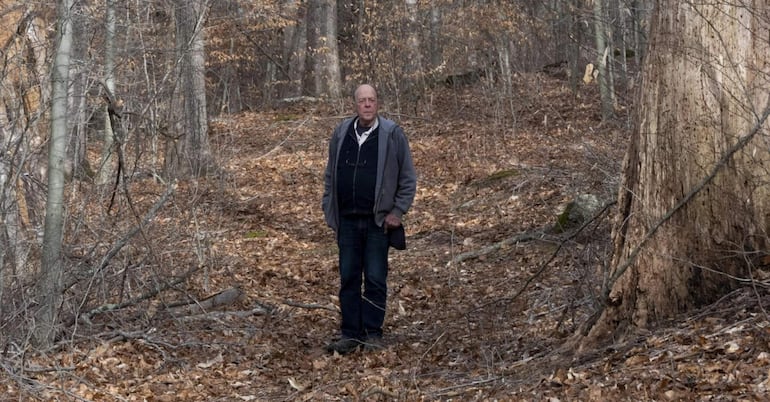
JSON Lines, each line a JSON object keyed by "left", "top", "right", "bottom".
{"left": 325, "top": 337, "right": 360, "bottom": 355}
{"left": 362, "top": 336, "right": 385, "bottom": 352}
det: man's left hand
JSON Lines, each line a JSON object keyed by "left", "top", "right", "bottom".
{"left": 384, "top": 213, "right": 401, "bottom": 230}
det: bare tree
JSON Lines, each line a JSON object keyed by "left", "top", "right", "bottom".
{"left": 36, "top": 0, "right": 75, "bottom": 347}
{"left": 305, "top": 0, "right": 341, "bottom": 98}
{"left": 582, "top": 1, "right": 770, "bottom": 347}
{"left": 0, "top": 3, "right": 47, "bottom": 303}
{"left": 96, "top": 0, "right": 118, "bottom": 185}
{"left": 592, "top": 0, "right": 615, "bottom": 119}
{"left": 281, "top": 0, "right": 307, "bottom": 99}
{"left": 168, "top": 0, "right": 212, "bottom": 177}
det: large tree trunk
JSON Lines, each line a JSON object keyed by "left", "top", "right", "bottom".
{"left": 582, "top": 1, "right": 770, "bottom": 347}
{"left": 36, "top": 0, "right": 74, "bottom": 348}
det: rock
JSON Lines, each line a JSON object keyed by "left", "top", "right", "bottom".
{"left": 554, "top": 193, "right": 602, "bottom": 233}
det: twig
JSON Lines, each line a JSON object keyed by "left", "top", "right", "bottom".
{"left": 282, "top": 300, "right": 337, "bottom": 312}
{"left": 254, "top": 115, "right": 313, "bottom": 161}
{"left": 179, "top": 306, "right": 271, "bottom": 321}
{"left": 428, "top": 377, "right": 500, "bottom": 397}
{"left": 419, "top": 331, "right": 446, "bottom": 363}
{"left": 361, "top": 385, "right": 399, "bottom": 399}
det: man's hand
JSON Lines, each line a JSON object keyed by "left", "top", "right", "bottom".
{"left": 384, "top": 213, "right": 402, "bottom": 230}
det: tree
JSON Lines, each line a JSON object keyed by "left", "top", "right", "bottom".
{"left": 582, "top": 1, "right": 770, "bottom": 346}
{"left": 168, "top": 0, "right": 212, "bottom": 177}
{"left": 305, "top": 0, "right": 341, "bottom": 98}
{"left": 592, "top": 0, "right": 615, "bottom": 119}
{"left": 96, "top": 0, "right": 118, "bottom": 185}
{"left": 36, "top": 0, "right": 74, "bottom": 347}
{"left": 0, "top": 2, "right": 47, "bottom": 299}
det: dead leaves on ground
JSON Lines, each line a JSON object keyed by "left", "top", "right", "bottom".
{"left": 7, "top": 76, "right": 770, "bottom": 400}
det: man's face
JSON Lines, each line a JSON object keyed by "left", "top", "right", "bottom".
{"left": 355, "top": 86, "right": 378, "bottom": 127}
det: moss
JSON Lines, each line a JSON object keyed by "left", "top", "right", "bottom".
{"left": 554, "top": 201, "right": 576, "bottom": 233}
{"left": 275, "top": 113, "right": 300, "bottom": 121}
{"left": 245, "top": 229, "right": 268, "bottom": 239}
{"left": 474, "top": 169, "right": 519, "bottom": 187}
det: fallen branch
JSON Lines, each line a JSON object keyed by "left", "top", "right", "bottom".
{"left": 69, "top": 263, "right": 200, "bottom": 326}
{"left": 166, "top": 287, "right": 244, "bottom": 315}
{"left": 449, "top": 227, "right": 556, "bottom": 265}
{"left": 179, "top": 305, "right": 272, "bottom": 322}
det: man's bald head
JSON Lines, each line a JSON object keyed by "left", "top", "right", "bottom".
{"left": 354, "top": 84, "right": 379, "bottom": 127}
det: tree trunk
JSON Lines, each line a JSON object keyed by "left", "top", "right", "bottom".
{"left": 281, "top": 0, "right": 306, "bottom": 99}
{"left": 582, "top": 1, "right": 770, "bottom": 348}
{"left": 593, "top": 0, "right": 615, "bottom": 120}
{"left": 97, "top": 0, "right": 117, "bottom": 185}
{"left": 36, "top": 0, "right": 74, "bottom": 348}
{"left": 305, "top": 0, "right": 341, "bottom": 98}
{"left": 428, "top": 0, "right": 442, "bottom": 69}
{"left": 0, "top": 4, "right": 47, "bottom": 294}
{"left": 169, "top": 0, "right": 212, "bottom": 178}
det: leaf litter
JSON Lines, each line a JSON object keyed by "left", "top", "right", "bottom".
{"left": 7, "top": 74, "right": 770, "bottom": 400}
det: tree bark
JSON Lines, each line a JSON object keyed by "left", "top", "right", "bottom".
{"left": 169, "top": 0, "right": 212, "bottom": 178}
{"left": 36, "top": 0, "right": 74, "bottom": 348}
{"left": 97, "top": 0, "right": 117, "bottom": 185}
{"left": 281, "top": 0, "right": 307, "bottom": 99}
{"left": 582, "top": 1, "right": 770, "bottom": 348}
{"left": 593, "top": 0, "right": 615, "bottom": 120}
{"left": 305, "top": 0, "right": 341, "bottom": 98}
{"left": 0, "top": 4, "right": 47, "bottom": 295}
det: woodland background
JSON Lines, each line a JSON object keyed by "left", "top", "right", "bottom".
{"left": 2, "top": 0, "right": 770, "bottom": 400}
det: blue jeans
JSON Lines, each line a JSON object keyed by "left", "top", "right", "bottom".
{"left": 337, "top": 215, "right": 389, "bottom": 340}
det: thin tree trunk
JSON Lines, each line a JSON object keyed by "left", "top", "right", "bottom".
{"left": 97, "top": 0, "right": 117, "bottom": 185}
{"left": 593, "top": 0, "right": 614, "bottom": 119}
{"left": 281, "top": 0, "right": 306, "bottom": 99}
{"left": 36, "top": 0, "right": 74, "bottom": 348}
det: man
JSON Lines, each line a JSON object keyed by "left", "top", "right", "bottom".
{"left": 322, "top": 84, "right": 417, "bottom": 354}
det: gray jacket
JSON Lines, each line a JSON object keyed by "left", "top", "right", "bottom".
{"left": 322, "top": 116, "right": 417, "bottom": 232}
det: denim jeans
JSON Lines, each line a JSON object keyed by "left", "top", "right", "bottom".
{"left": 337, "top": 215, "right": 389, "bottom": 340}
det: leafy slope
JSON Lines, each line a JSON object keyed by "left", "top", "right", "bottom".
{"left": 8, "top": 74, "right": 770, "bottom": 401}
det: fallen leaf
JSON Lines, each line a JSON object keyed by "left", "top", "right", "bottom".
{"left": 197, "top": 354, "right": 223, "bottom": 369}
{"left": 288, "top": 377, "right": 307, "bottom": 391}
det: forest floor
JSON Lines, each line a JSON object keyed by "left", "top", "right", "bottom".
{"left": 8, "top": 73, "right": 770, "bottom": 401}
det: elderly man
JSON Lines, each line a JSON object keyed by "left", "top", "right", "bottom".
{"left": 322, "top": 84, "right": 417, "bottom": 354}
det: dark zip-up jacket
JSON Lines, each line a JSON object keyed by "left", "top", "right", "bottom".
{"left": 322, "top": 116, "right": 417, "bottom": 232}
